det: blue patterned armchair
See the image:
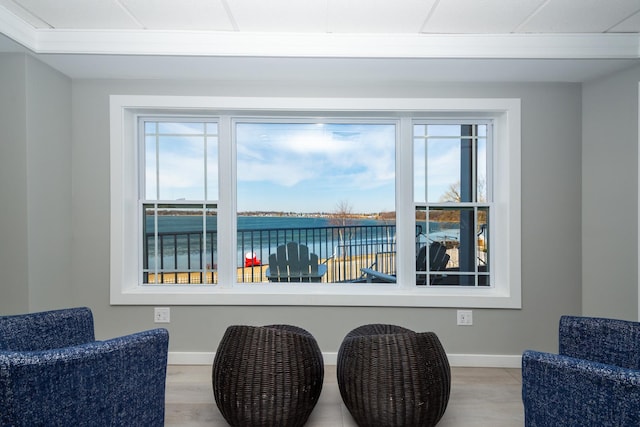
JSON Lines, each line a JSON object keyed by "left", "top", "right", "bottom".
{"left": 522, "top": 315, "right": 640, "bottom": 426}
{"left": 0, "top": 307, "right": 169, "bottom": 426}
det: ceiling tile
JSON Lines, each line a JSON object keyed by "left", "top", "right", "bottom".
{"left": 0, "top": 0, "right": 50, "bottom": 28}
{"left": 13, "top": 0, "right": 141, "bottom": 29}
{"left": 327, "top": 0, "right": 437, "bottom": 33}
{"left": 227, "top": 0, "right": 328, "bottom": 32}
{"left": 423, "top": 0, "right": 545, "bottom": 33}
{"left": 121, "top": 0, "right": 234, "bottom": 30}
{"left": 518, "top": 0, "right": 640, "bottom": 33}
{"left": 608, "top": 9, "right": 640, "bottom": 32}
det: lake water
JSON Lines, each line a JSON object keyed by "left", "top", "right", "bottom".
{"left": 144, "top": 215, "right": 458, "bottom": 269}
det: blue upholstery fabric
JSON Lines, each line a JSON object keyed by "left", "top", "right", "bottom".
{"left": 558, "top": 315, "right": 640, "bottom": 369}
{"left": 0, "top": 307, "right": 94, "bottom": 351}
{"left": 0, "top": 307, "right": 169, "bottom": 426}
{"left": 522, "top": 316, "right": 640, "bottom": 427}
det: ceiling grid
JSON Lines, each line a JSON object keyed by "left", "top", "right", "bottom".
{"left": 0, "top": 0, "right": 639, "bottom": 81}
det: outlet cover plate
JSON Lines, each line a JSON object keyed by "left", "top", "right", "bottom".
{"left": 154, "top": 307, "right": 170, "bottom": 323}
{"left": 457, "top": 309, "right": 473, "bottom": 326}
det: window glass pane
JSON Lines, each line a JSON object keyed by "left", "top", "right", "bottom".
{"left": 476, "top": 125, "right": 489, "bottom": 203}
{"left": 415, "top": 207, "right": 429, "bottom": 285}
{"left": 144, "top": 120, "right": 218, "bottom": 201}
{"left": 236, "top": 121, "right": 396, "bottom": 283}
{"left": 141, "top": 119, "right": 218, "bottom": 286}
{"left": 414, "top": 112, "right": 492, "bottom": 289}
{"left": 414, "top": 135, "right": 426, "bottom": 203}
{"left": 142, "top": 203, "right": 217, "bottom": 285}
{"left": 158, "top": 136, "right": 204, "bottom": 200}
{"left": 417, "top": 124, "right": 487, "bottom": 204}
{"left": 158, "top": 121, "right": 204, "bottom": 134}
{"left": 429, "top": 207, "right": 468, "bottom": 272}
{"left": 206, "top": 135, "right": 219, "bottom": 201}
{"left": 425, "top": 207, "right": 490, "bottom": 286}
{"left": 145, "top": 135, "right": 157, "bottom": 200}
{"left": 427, "top": 135, "right": 461, "bottom": 203}
{"left": 477, "top": 206, "right": 489, "bottom": 278}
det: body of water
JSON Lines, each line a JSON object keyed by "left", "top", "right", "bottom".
{"left": 145, "top": 215, "right": 458, "bottom": 270}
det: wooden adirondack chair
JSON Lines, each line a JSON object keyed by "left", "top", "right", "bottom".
{"left": 266, "top": 242, "right": 327, "bottom": 282}
{"left": 361, "top": 242, "right": 450, "bottom": 284}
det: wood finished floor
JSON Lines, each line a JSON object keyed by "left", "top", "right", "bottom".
{"left": 165, "top": 365, "right": 524, "bottom": 426}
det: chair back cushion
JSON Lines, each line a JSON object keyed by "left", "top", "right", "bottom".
{"left": 0, "top": 307, "right": 95, "bottom": 351}
{"left": 559, "top": 315, "right": 640, "bottom": 370}
{"left": 0, "top": 328, "right": 168, "bottom": 426}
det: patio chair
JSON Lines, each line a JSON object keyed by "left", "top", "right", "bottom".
{"left": 0, "top": 307, "right": 169, "bottom": 426}
{"left": 266, "top": 242, "right": 328, "bottom": 282}
{"left": 417, "top": 242, "right": 450, "bottom": 285}
{"left": 522, "top": 315, "right": 640, "bottom": 426}
{"left": 361, "top": 242, "right": 450, "bottom": 283}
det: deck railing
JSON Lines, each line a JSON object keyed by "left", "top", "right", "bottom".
{"left": 144, "top": 223, "right": 397, "bottom": 284}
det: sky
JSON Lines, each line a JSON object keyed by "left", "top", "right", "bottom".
{"left": 144, "top": 120, "right": 486, "bottom": 214}
{"left": 414, "top": 124, "right": 487, "bottom": 203}
{"left": 236, "top": 122, "right": 395, "bottom": 213}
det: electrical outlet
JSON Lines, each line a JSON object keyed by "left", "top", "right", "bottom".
{"left": 457, "top": 310, "right": 473, "bottom": 326}
{"left": 154, "top": 307, "right": 170, "bottom": 323}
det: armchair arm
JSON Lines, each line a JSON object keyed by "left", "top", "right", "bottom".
{"left": 522, "top": 350, "right": 640, "bottom": 427}
{"left": 0, "top": 328, "right": 169, "bottom": 427}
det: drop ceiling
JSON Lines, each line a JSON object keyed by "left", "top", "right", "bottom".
{"left": 1, "top": 0, "right": 640, "bottom": 82}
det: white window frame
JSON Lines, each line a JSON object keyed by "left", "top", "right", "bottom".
{"left": 110, "top": 95, "right": 521, "bottom": 308}
{"left": 140, "top": 117, "right": 220, "bottom": 285}
{"left": 413, "top": 119, "right": 493, "bottom": 287}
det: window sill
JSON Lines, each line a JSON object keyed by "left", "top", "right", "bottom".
{"left": 111, "top": 281, "right": 521, "bottom": 308}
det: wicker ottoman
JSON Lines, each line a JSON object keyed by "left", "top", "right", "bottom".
{"left": 337, "top": 324, "right": 450, "bottom": 427}
{"left": 212, "top": 324, "right": 324, "bottom": 427}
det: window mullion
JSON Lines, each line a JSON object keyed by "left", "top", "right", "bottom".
{"left": 216, "top": 116, "right": 235, "bottom": 287}
{"left": 152, "top": 123, "right": 160, "bottom": 284}
{"left": 397, "top": 117, "right": 414, "bottom": 289}
{"left": 202, "top": 127, "right": 208, "bottom": 284}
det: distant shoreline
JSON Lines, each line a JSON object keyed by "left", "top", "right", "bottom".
{"left": 152, "top": 210, "right": 396, "bottom": 220}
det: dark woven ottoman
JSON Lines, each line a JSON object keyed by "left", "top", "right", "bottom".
{"left": 212, "top": 324, "right": 324, "bottom": 427}
{"left": 337, "top": 324, "right": 450, "bottom": 427}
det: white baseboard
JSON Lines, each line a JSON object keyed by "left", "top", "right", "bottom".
{"left": 447, "top": 353, "right": 522, "bottom": 368}
{"left": 168, "top": 351, "right": 522, "bottom": 368}
{"left": 167, "top": 352, "right": 215, "bottom": 365}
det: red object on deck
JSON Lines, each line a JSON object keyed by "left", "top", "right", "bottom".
{"left": 245, "top": 252, "right": 261, "bottom": 267}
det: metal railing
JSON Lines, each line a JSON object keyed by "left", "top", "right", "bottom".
{"left": 144, "top": 223, "right": 397, "bottom": 284}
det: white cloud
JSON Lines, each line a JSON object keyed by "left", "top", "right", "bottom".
{"left": 237, "top": 124, "right": 396, "bottom": 190}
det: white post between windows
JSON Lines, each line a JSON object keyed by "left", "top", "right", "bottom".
{"left": 217, "top": 116, "right": 235, "bottom": 288}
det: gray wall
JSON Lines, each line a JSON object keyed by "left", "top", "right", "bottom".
{"left": 70, "top": 79, "right": 582, "bottom": 356}
{"left": 0, "top": 54, "right": 28, "bottom": 314}
{"left": 10, "top": 52, "right": 634, "bottom": 356}
{"left": 0, "top": 53, "right": 72, "bottom": 314}
{"left": 582, "top": 64, "right": 640, "bottom": 321}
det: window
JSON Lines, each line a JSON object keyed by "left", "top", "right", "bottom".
{"left": 141, "top": 119, "right": 218, "bottom": 285}
{"left": 110, "top": 96, "right": 520, "bottom": 307}
{"left": 413, "top": 122, "right": 490, "bottom": 287}
{"left": 235, "top": 120, "right": 396, "bottom": 284}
